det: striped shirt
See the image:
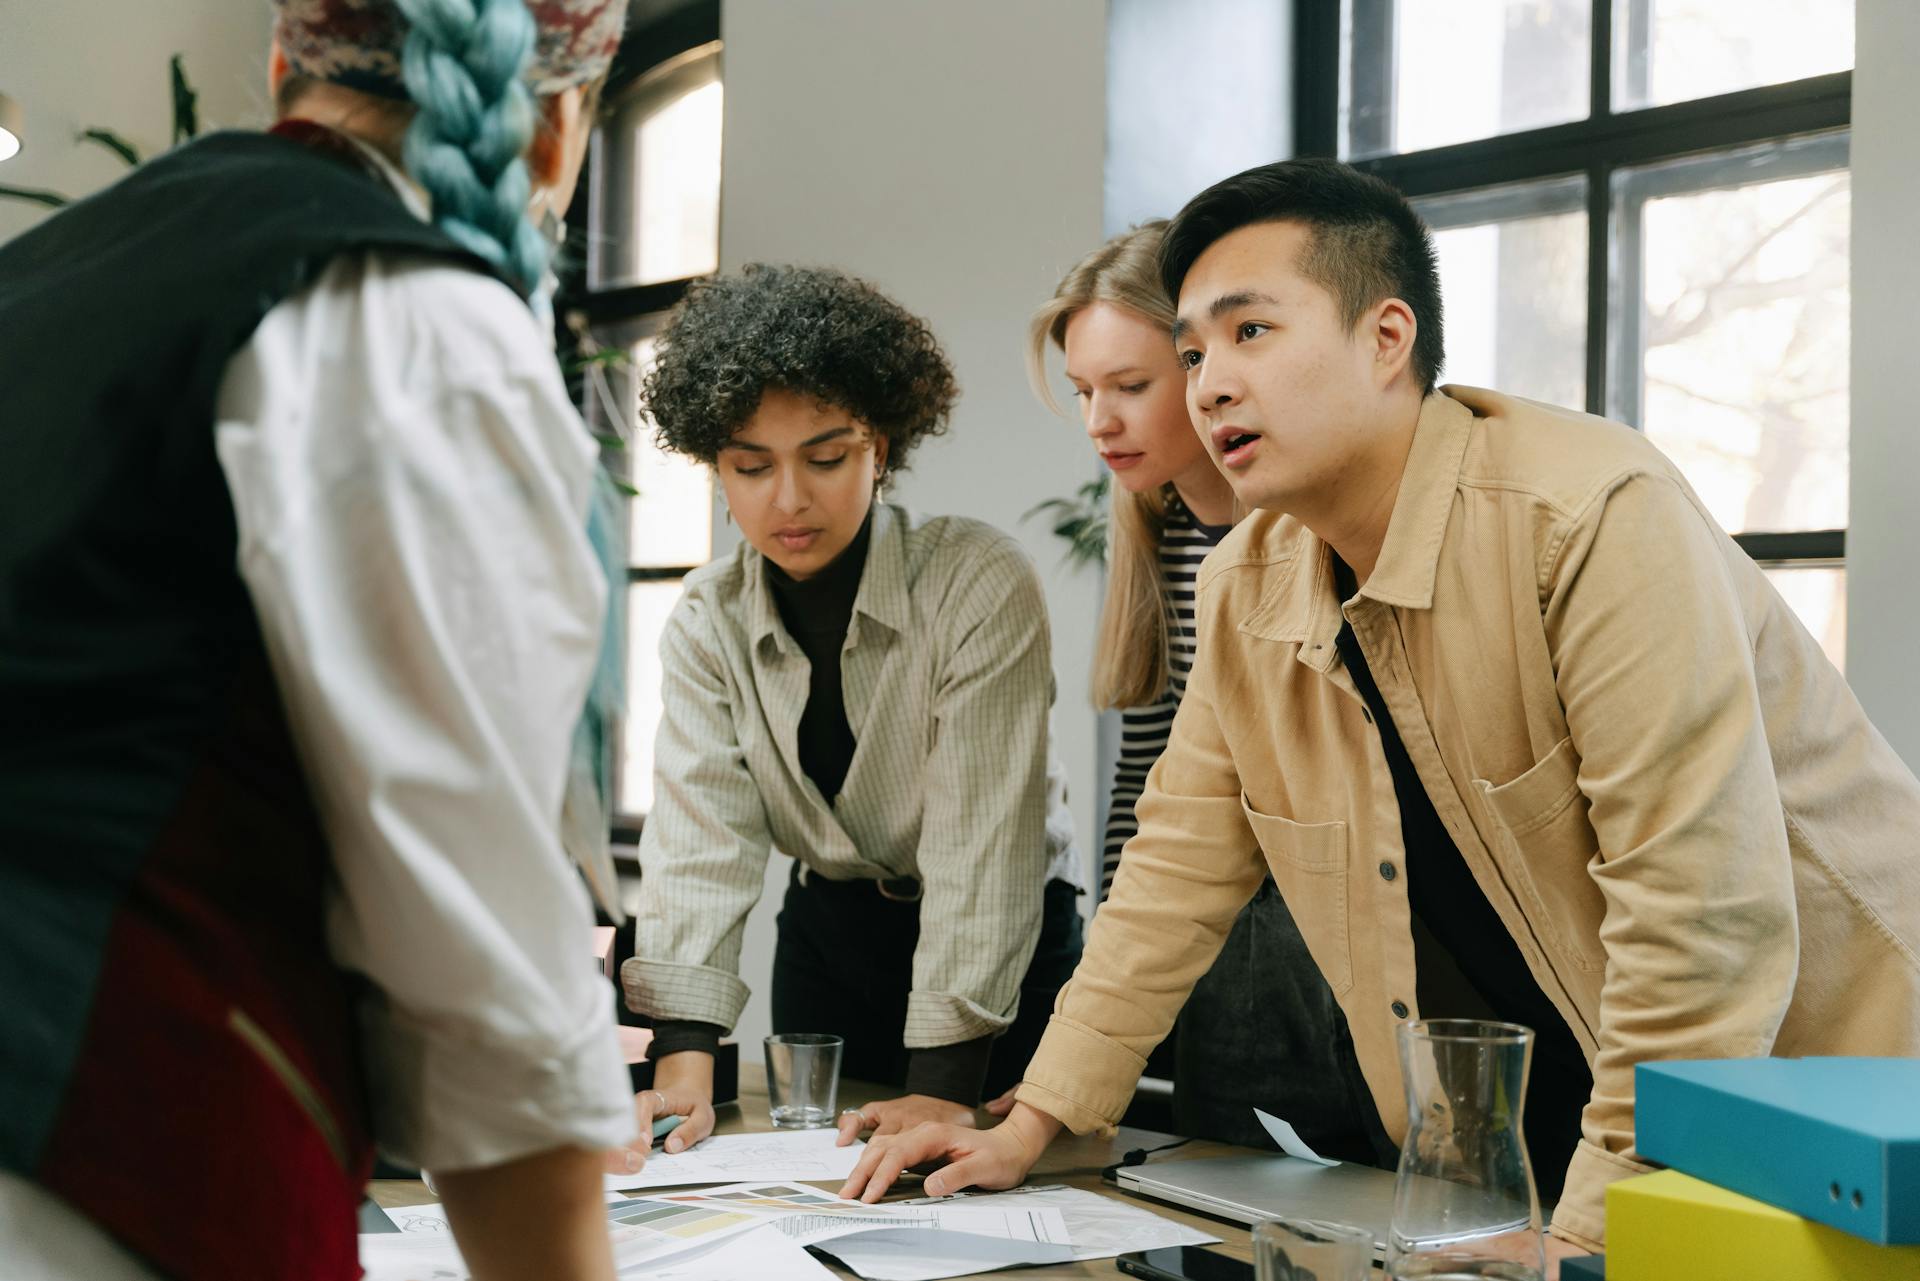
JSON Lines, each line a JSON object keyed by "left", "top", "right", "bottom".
{"left": 625, "top": 503, "right": 1081, "bottom": 1048}
{"left": 1099, "top": 495, "right": 1231, "bottom": 901}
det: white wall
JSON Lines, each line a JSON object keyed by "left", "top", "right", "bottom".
{"left": 716, "top": 0, "right": 1108, "bottom": 1051}
{"left": 0, "top": 1, "right": 273, "bottom": 243}
{"left": 1847, "top": 0, "right": 1920, "bottom": 769}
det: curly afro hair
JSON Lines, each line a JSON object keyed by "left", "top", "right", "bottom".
{"left": 640, "top": 263, "right": 959, "bottom": 474}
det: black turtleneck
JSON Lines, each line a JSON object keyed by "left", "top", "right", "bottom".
{"left": 764, "top": 511, "right": 872, "bottom": 803}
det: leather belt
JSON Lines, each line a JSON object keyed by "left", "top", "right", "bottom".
{"left": 796, "top": 864, "right": 923, "bottom": 902}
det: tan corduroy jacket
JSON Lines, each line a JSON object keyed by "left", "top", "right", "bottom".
{"left": 1016, "top": 387, "right": 1920, "bottom": 1250}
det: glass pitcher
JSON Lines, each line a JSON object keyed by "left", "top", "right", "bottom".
{"left": 1386, "top": 1019, "right": 1545, "bottom": 1281}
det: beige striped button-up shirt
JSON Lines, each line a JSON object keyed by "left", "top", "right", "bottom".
{"left": 624, "top": 503, "right": 1080, "bottom": 1049}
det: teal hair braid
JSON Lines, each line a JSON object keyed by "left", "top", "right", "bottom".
{"left": 392, "top": 0, "right": 551, "bottom": 295}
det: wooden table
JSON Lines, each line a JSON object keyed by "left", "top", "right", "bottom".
{"left": 372, "top": 1065, "right": 1273, "bottom": 1278}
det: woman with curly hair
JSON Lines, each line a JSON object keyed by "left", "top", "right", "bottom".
{"left": 622, "top": 264, "right": 1086, "bottom": 1152}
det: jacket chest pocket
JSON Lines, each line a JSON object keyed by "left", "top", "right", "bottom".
{"left": 1472, "top": 735, "right": 1610, "bottom": 971}
{"left": 1240, "top": 795, "right": 1353, "bottom": 997}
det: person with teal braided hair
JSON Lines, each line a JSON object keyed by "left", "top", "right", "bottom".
{"left": 0, "top": 2, "right": 639, "bottom": 1279}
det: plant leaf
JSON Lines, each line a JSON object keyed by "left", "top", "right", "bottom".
{"left": 171, "top": 54, "right": 199, "bottom": 144}
{"left": 78, "top": 128, "right": 141, "bottom": 167}
{"left": 1023, "top": 470, "right": 1110, "bottom": 570}
{"left": 565, "top": 346, "right": 632, "bottom": 373}
{"left": 0, "top": 184, "right": 70, "bottom": 208}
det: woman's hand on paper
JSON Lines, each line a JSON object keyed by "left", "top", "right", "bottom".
{"left": 603, "top": 1051, "right": 717, "bottom": 1174}
{"left": 837, "top": 1100, "right": 1063, "bottom": 1203}
{"left": 834, "top": 1093, "right": 975, "bottom": 1146}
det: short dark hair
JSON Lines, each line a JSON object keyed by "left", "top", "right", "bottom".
{"left": 642, "top": 263, "right": 958, "bottom": 473}
{"left": 1159, "top": 158, "right": 1445, "bottom": 395}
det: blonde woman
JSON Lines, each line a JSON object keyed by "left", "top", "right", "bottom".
{"left": 1013, "top": 224, "right": 1389, "bottom": 1159}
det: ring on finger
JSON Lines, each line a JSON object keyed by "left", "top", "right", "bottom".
{"left": 651, "top": 1089, "right": 667, "bottom": 1114}
{"left": 841, "top": 1107, "right": 870, "bottom": 1126}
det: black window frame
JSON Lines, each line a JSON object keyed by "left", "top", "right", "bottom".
{"left": 1293, "top": 0, "right": 1851, "bottom": 567}
{"left": 556, "top": 0, "right": 723, "bottom": 844}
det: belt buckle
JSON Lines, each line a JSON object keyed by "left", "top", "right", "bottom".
{"left": 875, "top": 876, "right": 922, "bottom": 903}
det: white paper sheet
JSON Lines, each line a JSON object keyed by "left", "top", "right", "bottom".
{"left": 366, "top": 1191, "right": 773, "bottom": 1276}
{"left": 1255, "top": 1107, "right": 1341, "bottom": 1166}
{"left": 897, "top": 1183, "right": 1221, "bottom": 1260}
{"left": 808, "top": 1206, "right": 1076, "bottom": 1281}
{"left": 360, "top": 1218, "right": 835, "bottom": 1281}
{"left": 605, "top": 1126, "right": 867, "bottom": 1191}
{"left": 600, "top": 1183, "right": 1079, "bottom": 1280}
{"left": 622, "top": 1225, "right": 837, "bottom": 1280}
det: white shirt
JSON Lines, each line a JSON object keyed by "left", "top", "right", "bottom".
{"left": 1, "top": 139, "right": 632, "bottom": 1271}
{"left": 212, "top": 243, "right": 633, "bottom": 1173}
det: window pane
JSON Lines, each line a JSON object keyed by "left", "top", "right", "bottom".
{"left": 1762, "top": 563, "right": 1846, "bottom": 673}
{"left": 620, "top": 579, "right": 686, "bottom": 815}
{"left": 1416, "top": 178, "right": 1588, "bottom": 407}
{"left": 1614, "top": 0, "right": 1853, "bottom": 111}
{"left": 580, "top": 332, "right": 715, "bottom": 568}
{"left": 634, "top": 80, "right": 724, "bottom": 285}
{"left": 588, "top": 49, "right": 723, "bottom": 290}
{"left": 1344, "top": 0, "right": 1590, "bottom": 159}
{"left": 1613, "top": 135, "right": 1849, "bottom": 535}
{"left": 626, "top": 338, "right": 713, "bottom": 568}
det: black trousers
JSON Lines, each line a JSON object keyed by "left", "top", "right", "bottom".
{"left": 770, "top": 867, "right": 1085, "bottom": 1101}
{"left": 1172, "top": 879, "right": 1397, "bottom": 1167}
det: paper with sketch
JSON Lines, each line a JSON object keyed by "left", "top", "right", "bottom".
{"left": 1255, "top": 1107, "right": 1341, "bottom": 1166}
{"left": 897, "top": 1183, "right": 1219, "bottom": 1260}
{"left": 361, "top": 1218, "right": 833, "bottom": 1281}
{"left": 605, "top": 1127, "right": 866, "bottom": 1191}
{"left": 629, "top": 1225, "right": 838, "bottom": 1280}
{"left": 612, "top": 1183, "right": 1076, "bottom": 1280}
{"left": 813, "top": 1208, "right": 1076, "bottom": 1281}
{"left": 367, "top": 1191, "right": 772, "bottom": 1277}
{"left": 367, "top": 1182, "right": 1076, "bottom": 1281}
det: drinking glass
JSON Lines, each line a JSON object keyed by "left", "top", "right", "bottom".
{"left": 1386, "top": 1020, "right": 1545, "bottom": 1280}
{"left": 1253, "top": 1216, "right": 1375, "bottom": 1281}
{"left": 763, "top": 1033, "right": 843, "bottom": 1129}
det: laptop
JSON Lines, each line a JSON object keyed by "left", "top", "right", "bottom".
{"left": 1114, "top": 1154, "right": 1400, "bottom": 1260}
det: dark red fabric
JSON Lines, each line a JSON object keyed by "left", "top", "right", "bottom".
{"left": 35, "top": 659, "right": 374, "bottom": 1281}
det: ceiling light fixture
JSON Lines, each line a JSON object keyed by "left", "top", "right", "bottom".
{"left": 0, "top": 94, "right": 23, "bottom": 163}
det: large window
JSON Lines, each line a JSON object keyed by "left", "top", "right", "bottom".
{"left": 562, "top": 11, "right": 722, "bottom": 833}
{"left": 1296, "top": 0, "right": 1852, "bottom": 667}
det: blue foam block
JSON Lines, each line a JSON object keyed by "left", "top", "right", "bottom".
{"left": 1635, "top": 1057, "right": 1920, "bottom": 1245}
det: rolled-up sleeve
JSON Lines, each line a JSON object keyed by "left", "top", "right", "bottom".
{"left": 214, "top": 255, "right": 632, "bottom": 1172}
{"left": 1541, "top": 470, "right": 1796, "bottom": 1248}
{"left": 903, "top": 538, "right": 1055, "bottom": 1048}
{"left": 623, "top": 599, "right": 776, "bottom": 1031}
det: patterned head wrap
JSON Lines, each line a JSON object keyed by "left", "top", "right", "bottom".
{"left": 275, "top": 0, "right": 629, "bottom": 98}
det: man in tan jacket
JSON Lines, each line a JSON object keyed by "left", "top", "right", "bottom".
{"left": 842, "top": 158, "right": 1920, "bottom": 1265}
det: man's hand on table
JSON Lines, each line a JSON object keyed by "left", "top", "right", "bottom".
{"left": 838, "top": 1100, "right": 1063, "bottom": 1202}
{"left": 602, "top": 1050, "right": 717, "bottom": 1175}
{"left": 1544, "top": 1232, "right": 1591, "bottom": 1279}
{"left": 834, "top": 1093, "right": 976, "bottom": 1146}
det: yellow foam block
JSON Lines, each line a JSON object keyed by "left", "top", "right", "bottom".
{"left": 1608, "top": 1170, "right": 1920, "bottom": 1280}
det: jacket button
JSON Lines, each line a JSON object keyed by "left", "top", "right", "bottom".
{"left": 1391, "top": 1000, "right": 1410, "bottom": 1019}
{"left": 1378, "top": 861, "right": 1397, "bottom": 882}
